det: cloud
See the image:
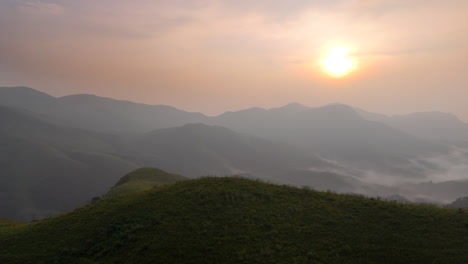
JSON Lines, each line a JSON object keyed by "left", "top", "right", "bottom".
{"left": 212, "top": 0, "right": 342, "bottom": 20}
{"left": 423, "top": 147, "right": 468, "bottom": 182}
{"left": 13, "top": 0, "right": 65, "bottom": 16}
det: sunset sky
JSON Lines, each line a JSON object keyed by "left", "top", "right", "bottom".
{"left": 1, "top": 0, "right": 467, "bottom": 119}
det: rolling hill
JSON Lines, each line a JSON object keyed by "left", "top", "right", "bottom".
{"left": 0, "top": 107, "right": 344, "bottom": 221}
{"left": 0, "top": 105, "right": 139, "bottom": 221}
{"left": 122, "top": 123, "right": 333, "bottom": 179}
{"left": 0, "top": 176, "right": 467, "bottom": 264}
{"left": 2, "top": 86, "right": 468, "bottom": 221}
{"left": 118, "top": 123, "right": 362, "bottom": 193}
{"left": 104, "top": 167, "right": 187, "bottom": 198}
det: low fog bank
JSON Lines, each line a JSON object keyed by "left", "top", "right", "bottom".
{"left": 291, "top": 148, "right": 468, "bottom": 205}
{"left": 347, "top": 146, "right": 468, "bottom": 203}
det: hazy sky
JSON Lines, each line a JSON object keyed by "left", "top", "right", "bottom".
{"left": 1, "top": 0, "right": 467, "bottom": 118}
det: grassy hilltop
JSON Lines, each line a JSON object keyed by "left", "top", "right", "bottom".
{"left": 104, "top": 167, "right": 187, "bottom": 198}
{"left": 1, "top": 174, "right": 467, "bottom": 264}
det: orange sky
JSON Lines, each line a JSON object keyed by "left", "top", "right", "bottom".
{"left": 1, "top": 0, "right": 468, "bottom": 119}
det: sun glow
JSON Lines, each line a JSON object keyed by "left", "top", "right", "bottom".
{"left": 321, "top": 46, "right": 356, "bottom": 78}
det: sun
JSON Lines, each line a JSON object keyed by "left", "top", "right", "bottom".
{"left": 321, "top": 46, "right": 356, "bottom": 78}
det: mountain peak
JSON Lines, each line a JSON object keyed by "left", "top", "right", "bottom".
{"left": 217, "top": 107, "right": 266, "bottom": 118}
{"left": 322, "top": 103, "right": 355, "bottom": 110}
{"left": 0, "top": 86, "right": 57, "bottom": 114}
{"left": 307, "top": 103, "right": 360, "bottom": 119}
{"left": 59, "top": 93, "right": 125, "bottom": 104}
{"left": 283, "top": 102, "right": 306, "bottom": 109}
{"left": 395, "top": 111, "right": 461, "bottom": 122}
{"left": 0, "top": 86, "right": 55, "bottom": 99}
{"left": 273, "top": 102, "right": 308, "bottom": 112}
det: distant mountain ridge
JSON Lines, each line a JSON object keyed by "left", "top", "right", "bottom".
{"left": 0, "top": 86, "right": 208, "bottom": 133}
{"left": 1, "top": 86, "right": 468, "bottom": 221}
{"left": 119, "top": 123, "right": 336, "bottom": 182}
{"left": 355, "top": 107, "right": 468, "bottom": 143}
{"left": 212, "top": 102, "right": 449, "bottom": 181}
{"left": 0, "top": 103, "right": 343, "bottom": 221}
{"left": 2, "top": 86, "right": 468, "bottom": 142}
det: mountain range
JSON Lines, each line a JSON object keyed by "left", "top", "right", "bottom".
{"left": 1, "top": 86, "right": 468, "bottom": 221}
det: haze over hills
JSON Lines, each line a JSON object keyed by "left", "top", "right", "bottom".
{"left": 0, "top": 86, "right": 208, "bottom": 134}
{"left": 211, "top": 103, "right": 451, "bottom": 181}
{"left": 355, "top": 108, "right": 468, "bottom": 143}
{"left": 121, "top": 123, "right": 332, "bottom": 178}
{"left": 1, "top": 106, "right": 331, "bottom": 221}
{"left": 447, "top": 196, "right": 468, "bottom": 209}
{"left": 4, "top": 86, "right": 468, "bottom": 144}
{"left": 1, "top": 86, "right": 468, "bottom": 221}
{"left": 0, "top": 105, "right": 138, "bottom": 221}
{"left": 0, "top": 97, "right": 346, "bottom": 221}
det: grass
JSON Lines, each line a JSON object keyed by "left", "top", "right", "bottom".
{"left": 0, "top": 176, "right": 467, "bottom": 264}
{"left": 103, "top": 167, "right": 187, "bottom": 198}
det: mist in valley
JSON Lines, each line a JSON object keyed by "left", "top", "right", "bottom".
{"left": 1, "top": 87, "right": 468, "bottom": 221}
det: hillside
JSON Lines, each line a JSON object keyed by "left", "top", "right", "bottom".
{"left": 0, "top": 105, "right": 345, "bottom": 222}
{"left": 2, "top": 86, "right": 468, "bottom": 221}
{"left": 121, "top": 123, "right": 335, "bottom": 181}
{"left": 104, "top": 168, "right": 187, "bottom": 198}
{"left": 0, "top": 107, "right": 343, "bottom": 222}
{"left": 0, "top": 177, "right": 467, "bottom": 264}
{"left": 0, "top": 106, "right": 138, "bottom": 221}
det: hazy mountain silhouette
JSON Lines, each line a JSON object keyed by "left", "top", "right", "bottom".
{"left": 0, "top": 87, "right": 57, "bottom": 114}
{"left": 0, "top": 86, "right": 208, "bottom": 133}
{"left": 0, "top": 105, "right": 138, "bottom": 221}
{"left": 401, "top": 179, "right": 468, "bottom": 203}
{"left": 1, "top": 86, "right": 468, "bottom": 220}
{"left": 446, "top": 196, "right": 468, "bottom": 208}
{"left": 120, "top": 123, "right": 337, "bottom": 183}
{"left": 0, "top": 105, "right": 349, "bottom": 221}
{"left": 356, "top": 108, "right": 468, "bottom": 143}
{"left": 213, "top": 103, "right": 447, "bottom": 180}
{"left": 2, "top": 87, "right": 466, "bottom": 146}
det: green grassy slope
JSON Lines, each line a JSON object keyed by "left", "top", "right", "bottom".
{"left": 0, "top": 218, "right": 20, "bottom": 228}
{"left": 104, "top": 167, "right": 187, "bottom": 198}
{"left": 1, "top": 177, "right": 468, "bottom": 264}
